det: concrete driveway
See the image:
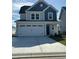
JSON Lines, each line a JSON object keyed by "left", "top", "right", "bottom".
{"left": 12, "top": 36, "right": 66, "bottom": 58}
{"left": 12, "top": 36, "right": 56, "bottom": 47}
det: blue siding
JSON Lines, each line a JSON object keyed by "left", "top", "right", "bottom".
{"left": 28, "top": 2, "right": 48, "bottom": 11}
{"left": 44, "top": 7, "right": 57, "bottom": 21}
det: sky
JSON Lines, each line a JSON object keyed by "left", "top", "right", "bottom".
{"left": 12, "top": 0, "right": 66, "bottom": 26}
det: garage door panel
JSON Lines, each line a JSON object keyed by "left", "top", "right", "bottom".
{"left": 32, "top": 27, "right": 44, "bottom": 36}
{"left": 18, "top": 24, "right": 45, "bottom": 36}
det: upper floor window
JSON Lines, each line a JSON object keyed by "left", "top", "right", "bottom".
{"left": 48, "top": 12, "right": 53, "bottom": 20}
{"left": 36, "top": 14, "right": 39, "bottom": 19}
{"left": 31, "top": 13, "right": 40, "bottom": 20}
{"left": 31, "top": 14, "right": 35, "bottom": 20}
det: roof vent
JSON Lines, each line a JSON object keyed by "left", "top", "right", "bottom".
{"left": 40, "top": 4, "right": 43, "bottom": 7}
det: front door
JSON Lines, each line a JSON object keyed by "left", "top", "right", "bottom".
{"left": 46, "top": 25, "right": 50, "bottom": 35}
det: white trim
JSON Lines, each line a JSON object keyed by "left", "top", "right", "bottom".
{"left": 41, "top": 0, "right": 58, "bottom": 12}
{"left": 26, "top": 1, "right": 40, "bottom": 11}
{"left": 17, "top": 23, "right": 46, "bottom": 36}
{"left": 43, "top": 12, "right": 45, "bottom": 20}
{"left": 43, "top": 5, "right": 58, "bottom": 12}
{"left": 26, "top": 0, "right": 48, "bottom": 11}
{"left": 43, "top": 6, "right": 49, "bottom": 20}
{"left": 26, "top": 11, "right": 45, "bottom": 20}
{"left": 26, "top": 0, "right": 58, "bottom": 12}
{"left": 48, "top": 12, "right": 53, "bottom": 20}
{"left": 43, "top": 6, "right": 50, "bottom": 12}
{"left": 49, "top": 5, "right": 58, "bottom": 12}
{"left": 42, "top": 0, "right": 58, "bottom": 12}
{"left": 16, "top": 21, "right": 59, "bottom": 24}
{"left": 25, "top": 0, "right": 58, "bottom": 20}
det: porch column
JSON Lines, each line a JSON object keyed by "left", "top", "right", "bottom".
{"left": 44, "top": 24, "right": 46, "bottom": 36}
{"left": 54, "top": 24, "right": 59, "bottom": 35}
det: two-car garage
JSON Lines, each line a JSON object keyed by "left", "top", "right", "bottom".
{"left": 17, "top": 24, "right": 46, "bottom": 36}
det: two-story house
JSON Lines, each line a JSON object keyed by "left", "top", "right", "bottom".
{"left": 59, "top": 7, "right": 66, "bottom": 33}
{"left": 16, "top": 0, "right": 59, "bottom": 36}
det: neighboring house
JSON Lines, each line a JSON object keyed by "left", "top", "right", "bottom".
{"left": 59, "top": 7, "right": 66, "bottom": 33}
{"left": 12, "top": 26, "right": 16, "bottom": 35}
{"left": 16, "top": 0, "right": 59, "bottom": 36}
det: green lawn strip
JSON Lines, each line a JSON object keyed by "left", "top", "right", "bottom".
{"left": 12, "top": 34, "right": 16, "bottom": 37}
{"left": 59, "top": 38, "right": 66, "bottom": 45}
{"left": 49, "top": 36, "right": 66, "bottom": 45}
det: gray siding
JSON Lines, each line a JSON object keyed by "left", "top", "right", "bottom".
{"left": 28, "top": 2, "right": 48, "bottom": 11}
{"left": 20, "top": 14, "right": 26, "bottom": 20}
{"left": 44, "top": 7, "right": 57, "bottom": 21}
{"left": 60, "top": 10, "right": 66, "bottom": 32}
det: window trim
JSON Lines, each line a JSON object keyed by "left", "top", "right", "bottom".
{"left": 48, "top": 12, "right": 53, "bottom": 20}
{"left": 30, "top": 13, "right": 40, "bottom": 20}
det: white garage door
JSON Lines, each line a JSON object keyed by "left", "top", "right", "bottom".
{"left": 18, "top": 24, "right": 45, "bottom": 36}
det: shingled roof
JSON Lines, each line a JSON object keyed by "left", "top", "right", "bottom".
{"left": 59, "top": 7, "right": 66, "bottom": 19}
{"left": 62, "top": 7, "right": 66, "bottom": 10}
{"left": 19, "top": 6, "right": 31, "bottom": 14}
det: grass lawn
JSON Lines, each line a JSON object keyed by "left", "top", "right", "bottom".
{"left": 12, "top": 34, "right": 16, "bottom": 37}
{"left": 58, "top": 38, "right": 66, "bottom": 45}
{"left": 49, "top": 35, "right": 66, "bottom": 45}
